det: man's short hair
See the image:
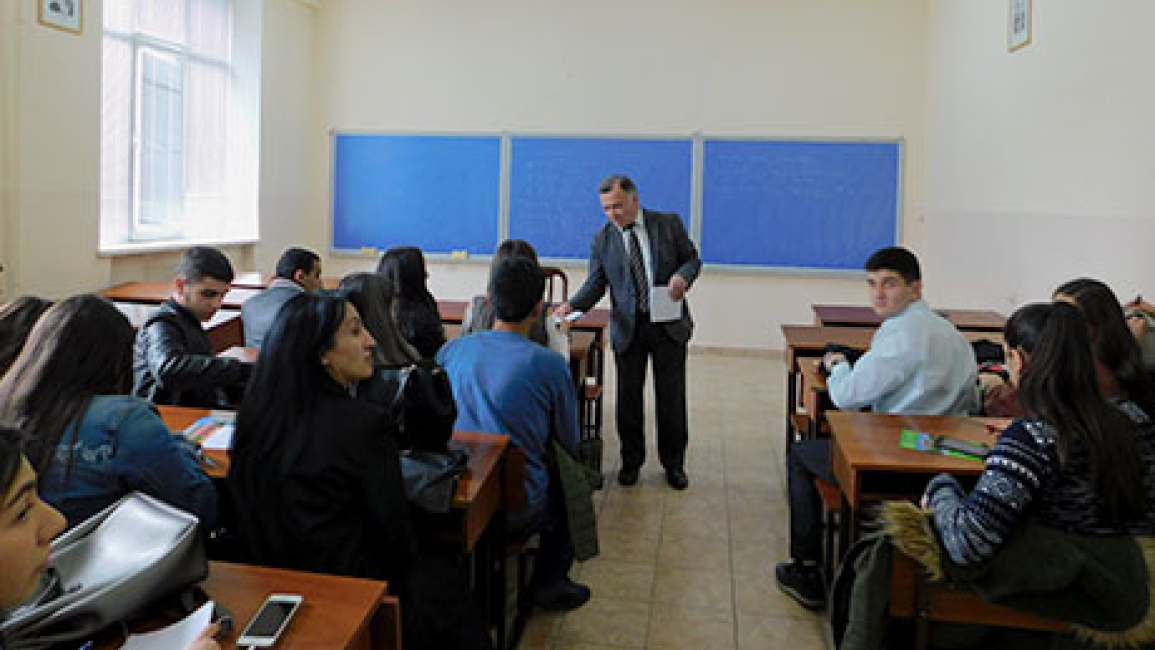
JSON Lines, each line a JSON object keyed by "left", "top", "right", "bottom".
{"left": 491, "top": 257, "right": 545, "bottom": 324}
{"left": 864, "top": 246, "right": 921, "bottom": 282}
{"left": 275, "top": 247, "right": 320, "bottom": 280}
{"left": 598, "top": 174, "right": 637, "bottom": 196}
{"left": 176, "top": 246, "right": 235, "bottom": 284}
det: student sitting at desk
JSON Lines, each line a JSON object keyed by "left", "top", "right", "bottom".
{"left": 461, "top": 239, "right": 569, "bottom": 359}
{"left": 438, "top": 257, "right": 592, "bottom": 611}
{"left": 926, "top": 301, "right": 1155, "bottom": 567}
{"left": 0, "top": 430, "right": 221, "bottom": 650}
{"left": 241, "top": 247, "right": 323, "bottom": 348}
{"left": 776, "top": 246, "right": 978, "bottom": 610}
{"left": 0, "top": 296, "right": 218, "bottom": 529}
{"left": 228, "top": 293, "right": 490, "bottom": 650}
{"left": 377, "top": 246, "right": 446, "bottom": 359}
{"left": 0, "top": 297, "right": 51, "bottom": 377}
{"left": 132, "top": 246, "right": 250, "bottom": 407}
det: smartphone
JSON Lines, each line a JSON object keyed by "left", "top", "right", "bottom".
{"left": 935, "top": 436, "right": 989, "bottom": 459}
{"left": 236, "top": 593, "right": 303, "bottom": 648}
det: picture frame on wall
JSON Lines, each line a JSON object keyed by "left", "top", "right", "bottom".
{"left": 1008, "top": 0, "right": 1032, "bottom": 52}
{"left": 39, "top": 0, "right": 83, "bottom": 35}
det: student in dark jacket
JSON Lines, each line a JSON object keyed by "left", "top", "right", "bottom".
{"left": 377, "top": 247, "right": 446, "bottom": 359}
{"left": 132, "top": 246, "right": 250, "bottom": 407}
{"left": 228, "top": 292, "right": 490, "bottom": 650}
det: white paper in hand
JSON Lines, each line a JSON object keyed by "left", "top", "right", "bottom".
{"left": 121, "top": 601, "right": 214, "bottom": 650}
{"left": 649, "top": 286, "right": 683, "bottom": 322}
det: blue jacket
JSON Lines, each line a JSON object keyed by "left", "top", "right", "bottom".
{"left": 39, "top": 395, "right": 218, "bottom": 529}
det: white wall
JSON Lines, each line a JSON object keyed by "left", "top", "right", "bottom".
{"left": 305, "top": 0, "right": 930, "bottom": 350}
{"left": 922, "top": 0, "right": 1155, "bottom": 310}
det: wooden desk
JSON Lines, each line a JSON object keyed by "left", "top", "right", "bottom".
{"left": 812, "top": 304, "right": 1006, "bottom": 332}
{"left": 438, "top": 300, "right": 611, "bottom": 343}
{"left": 827, "top": 411, "right": 1002, "bottom": 551}
{"left": 103, "top": 282, "right": 262, "bottom": 310}
{"left": 115, "top": 302, "right": 244, "bottom": 354}
{"left": 158, "top": 407, "right": 509, "bottom": 553}
{"left": 231, "top": 272, "right": 341, "bottom": 290}
{"left": 780, "top": 325, "right": 1004, "bottom": 446}
{"left": 202, "top": 562, "right": 399, "bottom": 650}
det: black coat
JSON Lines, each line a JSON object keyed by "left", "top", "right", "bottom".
{"left": 132, "top": 300, "right": 249, "bottom": 407}
{"left": 228, "top": 383, "right": 414, "bottom": 583}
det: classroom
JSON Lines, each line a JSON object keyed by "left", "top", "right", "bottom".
{"left": 2, "top": 1, "right": 1155, "bottom": 649}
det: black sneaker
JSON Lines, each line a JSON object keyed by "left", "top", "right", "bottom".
{"left": 774, "top": 561, "right": 826, "bottom": 610}
{"left": 533, "top": 578, "right": 592, "bottom": 611}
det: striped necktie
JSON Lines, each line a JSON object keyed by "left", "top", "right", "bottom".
{"left": 626, "top": 223, "right": 649, "bottom": 312}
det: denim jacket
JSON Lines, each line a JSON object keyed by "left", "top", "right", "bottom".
{"left": 39, "top": 395, "right": 218, "bottom": 529}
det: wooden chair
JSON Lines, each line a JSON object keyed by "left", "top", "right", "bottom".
{"left": 541, "top": 266, "right": 569, "bottom": 305}
{"left": 889, "top": 552, "right": 1069, "bottom": 650}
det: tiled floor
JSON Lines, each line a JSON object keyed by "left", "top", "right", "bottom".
{"left": 518, "top": 352, "right": 829, "bottom": 650}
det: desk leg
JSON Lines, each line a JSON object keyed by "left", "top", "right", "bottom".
{"left": 838, "top": 495, "right": 854, "bottom": 565}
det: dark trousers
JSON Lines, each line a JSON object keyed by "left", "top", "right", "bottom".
{"left": 788, "top": 439, "right": 836, "bottom": 564}
{"left": 614, "top": 313, "right": 689, "bottom": 472}
{"left": 515, "top": 480, "right": 575, "bottom": 591}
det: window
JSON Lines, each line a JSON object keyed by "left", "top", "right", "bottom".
{"left": 101, "top": 0, "right": 257, "bottom": 250}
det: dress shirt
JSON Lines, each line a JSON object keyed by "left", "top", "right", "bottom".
{"left": 826, "top": 299, "right": 978, "bottom": 415}
{"left": 618, "top": 210, "right": 654, "bottom": 288}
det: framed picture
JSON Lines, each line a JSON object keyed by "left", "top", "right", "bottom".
{"left": 39, "top": 0, "right": 83, "bottom": 35}
{"left": 1008, "top": 0, "right": 1032, "bottom": 52}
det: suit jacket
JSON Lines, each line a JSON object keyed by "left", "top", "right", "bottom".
{"left": 241, "top": 278, "right": 304, "bottom": 348}
{"left": 569, "top": 209, "right": 702, "bottom": 354}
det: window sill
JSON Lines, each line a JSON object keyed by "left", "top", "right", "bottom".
{"left": 98, "top": 238, "right": 258, "bottom": 257}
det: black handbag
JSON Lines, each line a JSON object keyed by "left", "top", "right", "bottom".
{"left": 363, "top": 360, "right": 457, "bottom": 452}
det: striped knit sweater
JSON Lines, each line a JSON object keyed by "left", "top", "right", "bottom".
{"left": 926, "top": 400, "right": 1155, "bottom": 566}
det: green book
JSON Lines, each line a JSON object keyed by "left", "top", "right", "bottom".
{"left": 899, "top": 429, "right": 988, "bottom": 461}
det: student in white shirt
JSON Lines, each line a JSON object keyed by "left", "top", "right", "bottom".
{"left": 775, "top": 246, "right": 978, "bottom": 610}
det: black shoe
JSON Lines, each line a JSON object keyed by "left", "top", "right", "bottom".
{"left": 533, "top": 578, "right": 592, "bottom": 611}
{"left": 775, "top": 561, "right": 826, "bottom": 610}
{"left": 665, "top": 468, "right": 689, "bottom": 490}
{"left": 618, "top": 466, "right": 640, "bottom": 486}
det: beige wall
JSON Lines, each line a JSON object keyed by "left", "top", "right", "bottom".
{"left": 922, "top": 0, "right": 1155, "bottom": 309}
{"left": 309, "top": 0, "right": 930, "bottom": 350}
{"left": 14, "top": 1, "right": 1152, "bottom": 350}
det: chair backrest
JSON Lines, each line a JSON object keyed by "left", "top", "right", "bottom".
{"left": 542, "top": 266, "right": 568, "bottom": 306}
{"left": 889, "top": 552, "right": 1068, "bottom": 649}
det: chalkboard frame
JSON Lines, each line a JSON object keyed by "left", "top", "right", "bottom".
{"left": 328, "top": 131, "right": 904, "bottom": 275}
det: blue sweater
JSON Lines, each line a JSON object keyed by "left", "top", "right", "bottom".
{"left": 437, "top": 331, "right": 579, "bottom": 524}
{"left": 40, "top": 395, "right": 218, "bottom": 528}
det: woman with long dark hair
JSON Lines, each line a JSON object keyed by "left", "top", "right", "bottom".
{"left": 376, "top": 247, "right": 446, "bottom": 358}
{"left": 1054, "top": 278, "right": 1155, "bottom": 418}
{"left": 336, "top": 272, "right": 421, "bottom": 366}
{"left": 228, "top": 292, "right": 490, "bottom": 650}
{"left": 0, "top": 295, "right": 217, "bottom": 528}
{"left": 925, "top": 302, "right": 1155, "bottom": 566}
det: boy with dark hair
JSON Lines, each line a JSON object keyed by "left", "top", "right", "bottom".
{"left": 243, "top": 247, "right": 323, "bottom": 348}
{"left": 437, "top": 257, "right": 591, "bottom": 611}
{"left": 133, "top": 246, "right": 250, "bottom": 407}
{"left": 775, "top": 245, "right": 978, "bottom": 610}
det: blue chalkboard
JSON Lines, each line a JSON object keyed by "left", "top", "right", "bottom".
{"left": 332, "top": 134, "right": 501, "bottom": 254}
{"left": 701, "top": 139, "right": 900, "bottom": 270}
{"left": 508, "top": 137, "right": 693, "bottom": 259}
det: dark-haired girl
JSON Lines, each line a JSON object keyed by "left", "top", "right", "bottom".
{"left": 376, "top": 247, "right": 446, "bottom": 359}
{"left": 0, "top": 295, "right": 217, "bottom": 529}
{"left": 926, "top": 302, "right": 1155, "bottom": 566}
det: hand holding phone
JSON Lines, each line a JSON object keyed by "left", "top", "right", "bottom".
{"left": 237, "top": 593, "right": 302, "bottom": 648}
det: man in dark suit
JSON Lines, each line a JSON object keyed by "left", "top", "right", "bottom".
{"left": 557, "top": 175, "right": 702, "bottom": 490}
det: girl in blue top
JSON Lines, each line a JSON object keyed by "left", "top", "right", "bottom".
{"left": 0, "top": 295, "right": 217, "bottom": 529}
